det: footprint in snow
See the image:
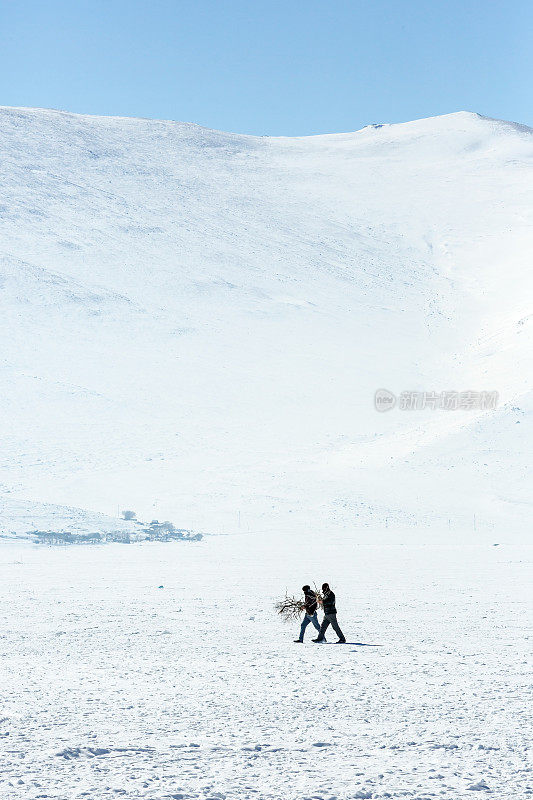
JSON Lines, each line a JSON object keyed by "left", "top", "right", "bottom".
{"left": 467, "top": 780, "right": 491, "bottom": 792}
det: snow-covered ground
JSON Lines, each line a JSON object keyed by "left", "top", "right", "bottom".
{"left": 1, "top": 106, "right": 532, "bottom": 537}
{"left": 1, "top": 533, "right": 531, "bottom": 800}
{"left": 0, "top": 107, "right": 532, "bottom": 798}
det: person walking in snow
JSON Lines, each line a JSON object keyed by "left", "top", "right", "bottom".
{"left": 313, "top": 582, "right": 346, "bottom": 644}
{"left": 294, "top": 585, "right": 321, "bottom": 642}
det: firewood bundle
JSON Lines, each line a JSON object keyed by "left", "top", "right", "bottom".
{"left": 275, "top": 585, "right": 324, "bottom": 622}
{"left": 274, "top": 595, "right": 305, "bottom": 622}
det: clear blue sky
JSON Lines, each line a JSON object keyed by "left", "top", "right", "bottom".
{"left": 1, "top": 0, "right": 531, "bottom": 135}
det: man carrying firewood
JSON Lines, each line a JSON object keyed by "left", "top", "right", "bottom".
{"left": 294, "top": 585, "right": 321, "bottom": 642}
{"left": 313, "top": 582, "right": 346, "bottom": 643}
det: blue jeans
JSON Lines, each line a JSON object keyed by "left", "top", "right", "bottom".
{"left": 298, "top": 612, "right": 321, "bottom": 641}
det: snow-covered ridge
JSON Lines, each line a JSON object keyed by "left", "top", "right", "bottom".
{"left": 0, "top": 106, "right": 531, "bottom": 539}
{"left": 3, "top": 105, "right": 532, "bottom": 137}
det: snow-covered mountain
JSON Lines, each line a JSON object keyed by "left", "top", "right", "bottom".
{"left": 1, "top": 107, "right": 531, "bottom": 539}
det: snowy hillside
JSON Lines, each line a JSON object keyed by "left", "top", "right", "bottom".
{"left": 1, "top": 107, "right": 532, "bottom": 800}
{"left": 1, "top": 107, "right": 532, "bottom": 538}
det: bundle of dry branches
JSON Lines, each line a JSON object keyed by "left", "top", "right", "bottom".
{"left": 275, "top": 584, "right": 324, "bottom": 622}
{"left": 313, "top": 584, "right": 325, "bottom": 606}
{"left": 275, "top": 595, "right": 305, "bottom": 622}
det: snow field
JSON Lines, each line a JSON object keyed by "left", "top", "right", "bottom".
{"left": 1, "top": 533, "right": 531, "bottom": 799}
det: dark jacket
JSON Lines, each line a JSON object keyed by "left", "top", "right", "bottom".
{"left": 322, "top": 589, "right": 337, "bottom": 615}
{"left": 304, "top": 590, "right": 318, "bottom": 615}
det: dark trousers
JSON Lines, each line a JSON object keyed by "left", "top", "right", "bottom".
{"left": 317, "top": 613, "right": 345, "bottom": 641}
